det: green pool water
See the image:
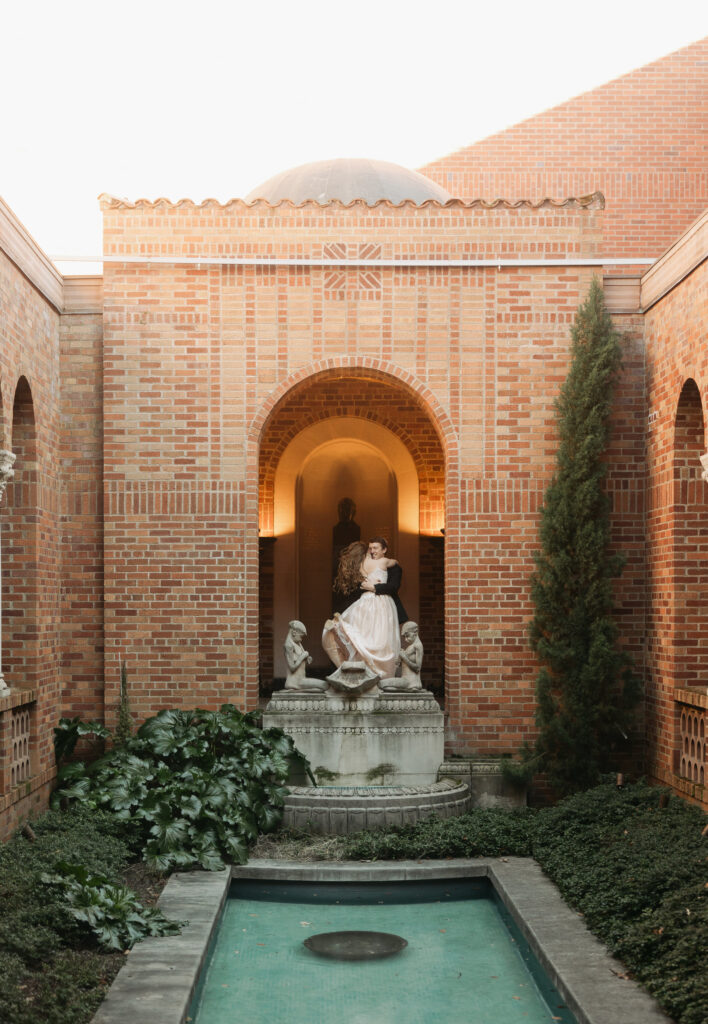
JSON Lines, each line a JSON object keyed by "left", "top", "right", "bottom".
{"left": 188, "top": 879, "right": 576, "bottom": 1024}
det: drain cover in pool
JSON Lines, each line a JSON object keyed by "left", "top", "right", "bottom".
{"left": 304, "top": 930, "right": 408, "bottom": 960}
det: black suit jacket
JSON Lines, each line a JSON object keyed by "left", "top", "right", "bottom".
{"left": 373, "top": 563, "right": 408, "bottom": 624}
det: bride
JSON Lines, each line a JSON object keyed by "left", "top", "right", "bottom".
{"left": 322, "top": 539, "right": 400, "bottom": 679}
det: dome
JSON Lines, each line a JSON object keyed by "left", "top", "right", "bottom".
{"left": 245, "top": 158, "right": 451, "bottom": 206}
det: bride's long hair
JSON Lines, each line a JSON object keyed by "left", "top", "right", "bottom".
{"left": 333, "top": 541, "right": 367, "bottom": 595}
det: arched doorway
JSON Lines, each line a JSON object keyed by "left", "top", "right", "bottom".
{"left": 271, "top": 418, "right": 419, "bottom": 676}
{"left": 257, "top": 368, "right": 446, "bottom": 695}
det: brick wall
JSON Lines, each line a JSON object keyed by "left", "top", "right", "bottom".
{"left": 644, "top": 248, "right": 708, "bottom": 808}
{"left": 1, "top": 38, "right": 706, "bottom": 837}
{"left": 4, "top": 378, "right": 39, "bottom": 690}
{"left": 99, "top": 193, "right": 644, "bottom": 753}
{"left": 258, "top": 538, "right": 276, "bottom": 694}
{"left": 421, "top": 37, "right": 708, "bottom": 261}
{"left": 0, "top": 236, "right": 63, "bottom": 831}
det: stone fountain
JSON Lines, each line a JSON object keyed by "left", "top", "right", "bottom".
{"left": 262, "top": 621, "right": 470, "bottom": 833}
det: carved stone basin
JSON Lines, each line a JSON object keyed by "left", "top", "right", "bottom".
{"left": 325, "top": 660, "right": 380, "bottom": 696}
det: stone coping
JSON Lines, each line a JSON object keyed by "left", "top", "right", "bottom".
{"left": 0, "top": 687, "right": 37, "bottom": 714}
{"left": 91, "top": 869, "right": 231, "bottom": 1024}
{"left": 676, "top": 686, "right": 708, "bottom": 711}
{"left": 91, "top": 858, "right": 671, "bottom": 1024}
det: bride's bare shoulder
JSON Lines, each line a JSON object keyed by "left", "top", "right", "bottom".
{"left": 385, "top": 558, "right": 398, "bottom": 567}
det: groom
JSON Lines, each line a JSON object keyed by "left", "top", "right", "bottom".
{"left": 360, "top": 537, "right": 409, "bottom": 625}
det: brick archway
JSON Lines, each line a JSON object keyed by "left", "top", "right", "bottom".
{"left": 244, "top": 359, "right": 460, "bottom": 712}
{"left": 249, "top": 358, "right": 458, "bottom": 457}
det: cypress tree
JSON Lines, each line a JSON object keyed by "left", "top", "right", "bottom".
{"left": 528, "top": 277, "right": 640, "bottom": 794}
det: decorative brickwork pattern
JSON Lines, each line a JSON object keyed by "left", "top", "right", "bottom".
{"left": 10, "top": 705, "right": 30, "bottom": 787}
{"left": 97, "top": 196, "right": 647, "bottom": 754}
{"left": 679, "top": 705, "right": 706, "bottom": 785}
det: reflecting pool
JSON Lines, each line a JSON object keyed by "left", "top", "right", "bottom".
{"left": 189, "top": 879, "right": 576, "bottom": 1024}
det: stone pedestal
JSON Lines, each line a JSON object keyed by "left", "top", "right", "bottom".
{"left": 263, "top": 690, "right": 444, "bottom": 787}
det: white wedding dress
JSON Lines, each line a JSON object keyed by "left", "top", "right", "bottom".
{"left": 322, "top": 567, "right": 400, "bottom": 679}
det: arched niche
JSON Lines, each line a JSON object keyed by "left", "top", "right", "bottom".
{"left": 269, "top": 417, "right": 420, "bottom": 678}
{"left": 671, "top": 378, "right": 708, "bottom": 781}
{"left": 672, "top": 379, "right": 707, "bottom": 683}
{"left": 2, "top": 377, "right": 38, "bottom": 690}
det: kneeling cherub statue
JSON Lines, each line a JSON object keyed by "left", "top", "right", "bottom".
{"left": 381, "top": 621, "right": 424, "bottom": 692}
{"left": 284, "top": 620, "right": 327, "bottom": 692}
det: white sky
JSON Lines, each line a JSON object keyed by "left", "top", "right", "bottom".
{"left": 1, "top": 0, "right": 706, "bottom": 273}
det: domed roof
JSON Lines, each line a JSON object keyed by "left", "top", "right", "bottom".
{"left": 245, "top": 158, "right": 451, "bottom": 206}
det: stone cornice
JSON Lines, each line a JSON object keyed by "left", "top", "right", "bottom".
{"left": 0, "top": 197, "right": 63, "bottom": 312}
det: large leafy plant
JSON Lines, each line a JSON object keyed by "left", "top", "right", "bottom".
{"left": 53, "top": 705, "right": 309, "bottom": 872}
{"left": 41, "top": 861, "right": 183, "bottom": 950}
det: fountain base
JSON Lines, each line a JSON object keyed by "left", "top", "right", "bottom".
{"left": 281, "top": 778, "right": 471, "bottom": 834}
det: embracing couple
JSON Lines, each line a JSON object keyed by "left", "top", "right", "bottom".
{"left": 322, "top": 537, "right": 407, "bottom": 680}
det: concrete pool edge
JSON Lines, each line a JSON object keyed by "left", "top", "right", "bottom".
{"left": 91, "top": 857, "right": 672, "bottom": 1024}
{"left": 91, "top": 868, "right": 231, "bottom": 1024}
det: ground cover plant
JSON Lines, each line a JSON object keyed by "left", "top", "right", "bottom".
{"left": 53, "top": 704, "right": 308, "bottom": 871}
{"left": 0, "top": 805, "right": 168, "bottom": 1024}
{"left": 533, "top": 783, "right": 708, "bottom": 1024}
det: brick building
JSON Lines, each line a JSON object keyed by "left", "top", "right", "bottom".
{"left": 0, "top": 38, "right": 706, "bottom": 837}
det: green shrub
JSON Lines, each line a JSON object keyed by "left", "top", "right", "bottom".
{"left": 0, "top": 807, "right": 132, "bottom": 965}
{"left": 342, "top": 807, "right": 535, "bottom": 860}
{"left": 53, "top": 704, "right": 309, "bottom": 872}
{"left": 53, "top": 716, "right": 110, "bottom": 765}
{"left": 3, "top": 949, "right": 122, "bottom": 1024}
